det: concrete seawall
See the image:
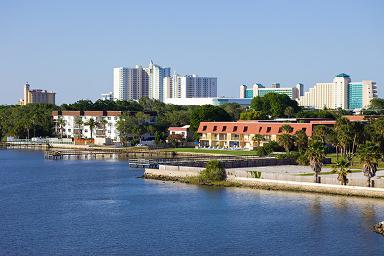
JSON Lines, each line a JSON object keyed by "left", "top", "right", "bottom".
{"left": 145, "top": 165, "right": 384, "bottom": 199}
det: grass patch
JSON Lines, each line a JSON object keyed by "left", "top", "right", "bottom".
{"left": 163, "top": 148, "right": 260, "bottom": 156}
{"left": 324, "top": 153, "right": 384, "bottom": 169}
{"left": 296, "top": 169, "right": 362, "bottom": 176}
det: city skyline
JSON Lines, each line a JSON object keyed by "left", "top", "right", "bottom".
{"left": 0, "top": 0, "right": 383, "bottom": 104}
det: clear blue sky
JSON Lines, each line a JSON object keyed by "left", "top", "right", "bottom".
{"left": 0, "top": 0, "right": 383, "bottom": 105}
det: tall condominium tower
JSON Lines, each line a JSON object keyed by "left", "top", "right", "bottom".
{"left": 163, "top": 74, "right": 217, "bottom": 99}
{"left": 113, "top": 66, "right": 149, "bottom": 100}
{"left": 145, "top": 61, "right": 171, "bottom": 102}
{"left": 298, "top": 73, "right": 377, "bottom": 110}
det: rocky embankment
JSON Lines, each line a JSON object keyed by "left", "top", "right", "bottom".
{"left": 373, "top": 222, "right": 384, "bottom": 236}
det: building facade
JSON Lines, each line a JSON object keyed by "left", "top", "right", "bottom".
{"left": 145, "top": 61, "right": 171, "bottom": 102}
{"left": 197, "top": 120, "right": 336, "bottom": 150}
{"left": 164, "top": 74, "right": 217, "bottom": 99}
{"left": 298, "top": 74, "right": 377, "bottom": 110}
{"left": 19, "top": 83, "right": 55, "bottom": 105}
{"left": 163, "top": 97, "right": 252, "bottom": 106}
{"left": 240, "top": 83, "right": 302, "bottom": 100}
{"left": 113, "top": 66, "right": 149, "bottom": 100}
{"left": 52, "top": 111, "right": 157, "bottom": 142}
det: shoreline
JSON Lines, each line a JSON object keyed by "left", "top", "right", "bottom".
{"left": 144, "top": 168, "right": 384, "bottom": 199}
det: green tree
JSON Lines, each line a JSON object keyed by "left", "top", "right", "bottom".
{"left": 239, "top": 109, "right": 267, "bottom": 120}
{"left": 189, "top": 105, "right": 232, "bottom": 137}
{"left": 294, "top": 130, "right": 308, "bottom": 152}
{"left": 116, "top": 112, "right": 149, "bottom": 146}
{"left": 84, "top": 118, "right": 98, "bottom": 139}
{"left": 252, "top": 134, "right": 264, "bottom": 148}
{"left": 199, "top": 160, "right": 226, "bottom": 182}
{"left": 74, "top": 116, "right": 83, "bottom": 138}
{"left": 313, "top": 125, "right": 328, "bottom": 144}
{"left": 305, "top": 140, "right": 326, "bottom": 183}
{"left": 250, "top": 93, "right": 300, "bottom": 118}
{"left": 56, "top": 117, "right": 66, "bottom": 139}
{"left": 98, "top": 118, "right": 108, "bottom": 137}
{"left": 332, "top": 158, "right": 351, "bottom": 186}
{"left": 284, "top": 106, "right": 295, "bottom": 118}
{"left": 357, "top": 142, "right": 381, "bottom": 187}
{"left": 277, "top": 124, "right": 294, "bottom": 152}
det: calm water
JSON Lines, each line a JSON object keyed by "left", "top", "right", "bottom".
{"left": 0, "top": 150, "right": 384, "bottom": 256}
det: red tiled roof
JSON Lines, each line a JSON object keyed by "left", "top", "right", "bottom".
{"left": 197, "top": 121, "right": 336, "bottom": 137}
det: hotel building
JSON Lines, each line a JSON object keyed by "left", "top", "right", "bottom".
{"left": 197, "top": 119, "right": 336, "bottom": 150}
{"left": 240, "top": 83, "right": 303, "bottom": 100}
{"left": 298, "top": 74, "right": 377, "bottom": 110}
{"left": 19, "top": 82, "right": 56, "bottom": 105}
{"left": 163, "top": 74, "right": 217, "bottom": 99}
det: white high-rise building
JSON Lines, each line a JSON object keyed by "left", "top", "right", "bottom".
{"left": 145, "top": 61, "right": 171, "bottom": 101}
{"left": 298, "top": 73, "right": 378, "bottom": 110}
{"left": 113, "top": 66, "right": 149, "bottom": 100}
{"left": 164, "top": 74, "right": 217, "bottom": 99}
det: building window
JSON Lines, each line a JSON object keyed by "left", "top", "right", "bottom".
{"left": 233, "top": 126, "right": 238, "bottom": 132}
{"left": 202, "top": 126, "right": 207, "bottom": 131}
{"left": 266, "top": 127, "right": 271, "bottom": 133}
{"left": 243, "top": 126, "right": 248, "bottom": 132}
{"left": 222, "top": 126, "right": 227, "bottom": 132}
{"left": 213, "top": 126, "right": 217, "bottom": 131}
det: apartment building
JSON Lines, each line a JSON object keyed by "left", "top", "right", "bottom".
{"left": 19, "top": 82, "right": 56, "bottom": 105}
{"left": 113, "top": 66, "right": 149, "bottom": 100}
{"left": 52, "top": 110, "right": 157, "bottom": 142}
{"left": 197, "top": 120, "right": 336, "bottom": 150}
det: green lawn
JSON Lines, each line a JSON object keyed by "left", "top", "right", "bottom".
{"left": 165, "top": 148, "right": 260, "bottom": 156}
{"left": 324, "top": 153, "right": 384, "bottom": 169}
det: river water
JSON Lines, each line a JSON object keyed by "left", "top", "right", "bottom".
{"left": 0, "top": 150, "right": 383, "bottom": 256}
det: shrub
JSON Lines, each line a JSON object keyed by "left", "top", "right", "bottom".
{"left": 200, "top": 160, "right": 226, "bottom": 182}
{"left": 254, "top": 146, "right": 269, "bottom": 156}
{"left": 263, "top": 141, "right": 284, "bottom": 153}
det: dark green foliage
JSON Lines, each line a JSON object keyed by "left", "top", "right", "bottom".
{"left": 0, "top": 104, "right": 56, "bottom": 138}
{"left": 190, "top": 105, "right": 232, "bottom": 134}
{"left": 240, "top": 109, "right": 268, "bottom": 120}
{"left": 199, "top": 160, "right": 226, "bottom": 182}
{"left": 250, "top": 93, "right": 301, "bottom": 118}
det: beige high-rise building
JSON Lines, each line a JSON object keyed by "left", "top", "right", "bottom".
{"left": 19, "top": 83, "right": 56, "bottom": 105}
{"left": 298, "top": 74, "right": 377, "bottom": 110}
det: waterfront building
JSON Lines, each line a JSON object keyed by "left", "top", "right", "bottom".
{"left": 145, "top": 61, "right": 171, "bottom": 102}
{"left": 113, "top": 66, "right": 149, "bottom": 100}
{"left": 197, "top": 119, "right": 336, "bottom": 150}
{"left": 298, "top": 74, "right": 377, "bottom": 110}
{"left": 52, "top": 111, "right": 157, "bottom": 142}
{"left": 163, "top": 97, "right": 251, "bottom": 106}
{"left": 168, "top": 125, "right": 192, "bottom": 140}
{"left": 239, "top": 83, "right": 302, "bottom": 100}
{"left": 163, "top": 74, "right": 217, "bottom": 99}
{"left": 19, "top": 82, "right": 56, "bottom": 105}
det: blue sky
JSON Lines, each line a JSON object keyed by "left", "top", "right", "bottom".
{"left": 0, "top": 0, "right": 383, "bottom": 104}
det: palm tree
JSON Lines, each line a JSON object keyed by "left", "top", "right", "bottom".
{"left": 313, "top": 125, "right": 328, "bottom": 144}
{"left": 99, "top": 118, "right": 108, "bottom": 137}
{"left": 332, "top": 158, "right": 350, "bottom": 186}
{"left": 74, "top": 116, "right": 83, "bottom": 138}
{"left": 294, "top": 130, "right": 308, "bottom": 152}
{"left": 57, "top": 117, "right": 66, "bottom": 139}
{"left": 277, "top": 134, "right": 293, "bottom": 152}
{"left": 281, "top": 124, "right": 293, "bottom": 134}
{"left": 357, "top": 142, "right": 381, "bottom": 187}
{"left": 305, "top": 140, "right": 326, "bottom": 183}
{"left": 284, "top": 106, "right": 295, "bottom": 118}
{"left": 84, "top": 118, "right": 97, "bottom": 139}
{"left": 252, "top": 134, "right": 264, "bottom": 148}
